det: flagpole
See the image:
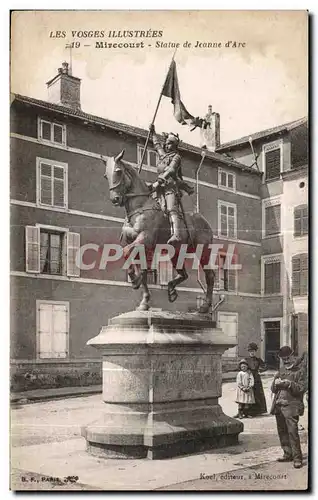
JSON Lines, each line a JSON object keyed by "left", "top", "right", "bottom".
{"left": 138, "top": 48, "right": 178, "bottom": 174}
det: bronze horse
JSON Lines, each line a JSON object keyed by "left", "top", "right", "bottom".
{"left": 103, "top": 150, "right": 215, "bottom": 313}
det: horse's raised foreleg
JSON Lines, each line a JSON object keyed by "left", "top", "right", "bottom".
{"left": 136, "top": 270, "right": 151, "bottom": 311}
{"left": 199, "top": 269, "right": 215, "bottom": 314}
{"left": 124, "top": 231, "right": 146, "bottom": 290}
{"left": 167, "top": 266, "right": 188, "bottom": 303}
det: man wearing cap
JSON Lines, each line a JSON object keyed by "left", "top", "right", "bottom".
{"left": 149, "top": 124, "right": 194, "bottom": 245}
{"left": 270, "top": 345, "right": 307, "bottom": 469}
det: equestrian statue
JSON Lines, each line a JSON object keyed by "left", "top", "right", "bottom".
{"left": 102, "top": 124, "right": 216, "bottom": 314}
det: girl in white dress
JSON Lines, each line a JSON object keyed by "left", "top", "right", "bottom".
{"left": 235, "top": 359, "right": 255, "bottom": 419}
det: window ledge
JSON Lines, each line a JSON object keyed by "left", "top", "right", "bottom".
{"left": 262, "top": 234, "right": 282, "bottom": 240}
{"left": 293, "top": 235, "right": 308, "bottom": 240}
{"left": 217, "top": 234, "right": 237, "bottom": 241}
{"left": 262, "top": 293, "right": 282, "bottom": 297}
{"left": 217, "top": 185, "right": 236, "bottom": 194}
{"left": 38, "top": 138, "right": 66, "bottom": 147}
{"left": 36, "top": 203, "right": 69, "bottom": 211}
{"left": 292, "top": 295, "right": 308, "bottom": 299}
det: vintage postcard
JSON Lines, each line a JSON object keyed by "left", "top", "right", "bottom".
{"left": 10, "top": 10, "right": 308, "bottom": 491}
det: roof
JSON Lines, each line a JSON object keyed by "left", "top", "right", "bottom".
{"left": 216, "top": 117, "right": 308, "bottom": 152}
{"left": 11, "top": 93, "right": 261, "bottom": 175}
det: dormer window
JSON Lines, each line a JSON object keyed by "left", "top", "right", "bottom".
{"left": 38, "top": 117, "right": 66, "bottom": 146}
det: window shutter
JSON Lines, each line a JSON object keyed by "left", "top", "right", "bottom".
{"left": 264, "top": 261, "right": 280, "bottom": 294}
{"left": 292, "top": 254, "right": 307, "bottom": 296}
{"left": 300, "top": 254, "right": 308, "bottom": 296}
{"left": 227, "top": 269, "right": 237, "bottom": 291}
{"left": 294, "top": 205, "right": 308, "bottom": 237}
{"left": 292, "top": 256, "right": 300, "bottom": 296}
{"left": 67, "top": 232, "right": 80, "bottom": 277}
{"left": 159, "top": 260, "right": 173, "bottom": 285}
{"left": 265, "top": 149, "right": 281, "bottom": 180}
{"left": 25, "top": 226, "right": 40, "bottom": 273}
{"left": 265, "top": 205, "right": 281, "bottom": 236}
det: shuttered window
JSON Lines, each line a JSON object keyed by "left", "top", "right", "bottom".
{"left": 25, "top": 226, "right": 80, "bottom": 277}
{"left": 292, "top": 254, "right": 308, "bottom": 296}
{"left": 264, "top": 261, "right": 281, "bottom": 294}
{"left": 37, "top": 158, "right": 68, "bottom": 208}
{"left": 265, "top": 148, "right": 281, "bottom": 181}
{"left": 294, "top": 205, "right": 308, "bottom": 237}
{"left": 158, "top": 261, "right": 173, "bottom": 285}
{"left": 37, "top": 302, "right": 69, "bottom": 359}
{"left": 265, "top": 205, "right": 281, "bottom": 236}
{"left": 215, "top": 254, "right": 237, "bottom": 292}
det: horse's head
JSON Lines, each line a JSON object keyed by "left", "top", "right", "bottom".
{"left": 103, "top": 150, "right": 132, "bottom": 206}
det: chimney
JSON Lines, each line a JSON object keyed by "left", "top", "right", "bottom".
{"left": 200, "top": 105, "right": 221, "bottom": 152}
{"left": 46, "top": 62, "right": 81, "bottom": 110}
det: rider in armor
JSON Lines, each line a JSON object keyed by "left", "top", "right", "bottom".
{"left": 149, "top": 124, "right": 194, "bottom": 244}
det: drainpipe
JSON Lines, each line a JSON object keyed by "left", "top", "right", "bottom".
{"left": 195, "top": 150, "right": 206, "bottom": 213}
{"left": 195, "top": 150, "right": 207, "bottom": 294}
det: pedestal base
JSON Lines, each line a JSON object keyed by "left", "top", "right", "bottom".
{"left": 82, "top": 310, "right": 243, "bottom": 459}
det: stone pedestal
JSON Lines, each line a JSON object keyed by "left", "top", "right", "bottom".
{"left": 82, "top": 310, "right": 243, "bottom": 459}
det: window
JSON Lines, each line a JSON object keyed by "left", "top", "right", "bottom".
{"left": 127, "top": 261, "right": 173, "bottom": 286}
{"left": 137, "top": 144, "right": 158, "bottom": 167}
{"left": 218, "top": 312, "right": 238, "bottom": 358}
{"left": 158, "top": 260, "right": 173, "bottom": 285}
{"left": 38, "top": 118, "right": 66, "bottom": 145}
{"left": 218, "top": 168, "right": 236, "bottom": 191}
{"left": 218, "top": 201, "right": 237, "bottom": 238}
{"left": 147, "top": 269, "right": 158, "bottom": 285}
{"left": 294, "top": 205, "right": 308, "bottom": 237}
{"left": 262, "top": 256, "right": 281, "bottom": 294}
{"left": 40, "top": 230, "right": 63, "bottom": 275}
{"left": 292, "top": 254, "right": 308, "bottom": 296}
{"left": 37, "top": 301, "right": 69, "bottom": 359}
{"left": 36, "top": 158, "right": 68, "bottom": 209}
{"left": 25, "top": 225, "right": 80, "bottom": 277}
{"left": 214, "top": 253, "right": 237, "bottom": 292}
{"left": 263, "top": 140, "right": 282, "bottom": 181}
{"left": 265, "top": 204, "right": 281, "bottom": 236}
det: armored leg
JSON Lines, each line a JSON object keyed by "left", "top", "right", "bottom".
{"left": 165, "top": 192, "right": 182, "bottom": 245}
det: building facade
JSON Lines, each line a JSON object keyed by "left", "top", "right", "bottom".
{"left": 217, "top": 118, "right": 308, "bottom": 366}
{"left": 11, "top": 62, "right": 307, "bottom": 392}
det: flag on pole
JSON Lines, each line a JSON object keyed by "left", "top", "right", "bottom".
{"left": 162, "top": 60, "right": 195, "bottom": 126}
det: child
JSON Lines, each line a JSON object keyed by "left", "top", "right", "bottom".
{"left": 235, "top": 359, "right": 255, "bottom": 419}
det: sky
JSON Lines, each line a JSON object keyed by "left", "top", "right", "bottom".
{"left": 10, "top": 10, "right": 308, "bottom": 146}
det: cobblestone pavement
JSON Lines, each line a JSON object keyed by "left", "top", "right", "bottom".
{"left": 10, "top": 376, "right": 309, "bottom": 491}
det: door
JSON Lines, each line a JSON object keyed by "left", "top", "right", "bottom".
{"left": 264, "top": 320, "right": 281, "bottom": 368}
{"left": 218, "top": 312, "right": 238, "bottom": 358}
{"left": 291, "top": 313, "right": 308, "bottom": 356}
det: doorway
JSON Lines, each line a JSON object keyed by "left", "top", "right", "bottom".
{"left": 263, "top": 320, "right": 281, "bottom": 369}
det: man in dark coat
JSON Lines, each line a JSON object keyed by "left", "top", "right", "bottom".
{"left": 270, "top": 346, "right": 307, "bottom": 468}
